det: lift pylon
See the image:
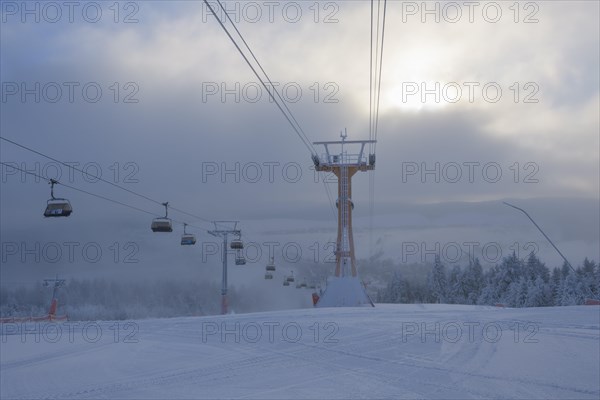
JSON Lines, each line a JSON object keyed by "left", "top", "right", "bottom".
{"left": 208, "top": 221, "right": 243, "bottom": 315}
{"left": 312, "top": 130, "right": 375, "bottom": 307}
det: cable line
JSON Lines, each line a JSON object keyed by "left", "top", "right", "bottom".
{"left": 368, "top": 0, "right": 387, "bottom": 259}
{"left": 214, "top": 0, "right": 316, "bottom": 155}
{"left": 1, "top": 136, "right": 216, "bottom": 226}
{"left": 373, "top": 0, "right": 387, "bottom": 149}
{"left": 0, "top": 162, "right": 204, "bottom": 230}
{"left": 204, "top": 0, "right": 336, "bottom": 221}
{"left": 203, "top": 0, "right": 315, "bottom": 155}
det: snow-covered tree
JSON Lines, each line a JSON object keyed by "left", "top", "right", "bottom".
{"left": 550, "top": 267, "right": 562, "bottom": 306}
{"left": 560, "top": 261, "right": 571, "bottom": 279}
{"left": 447, "top": 265, "right": 466, "bottom": 304}
{"left": 506, "top": 277, "right": 528, "bottom": 307}
{"left": 477, "top": 265, "right": 501, "bottom": 305}
{"left": 525, "top": 276, "right": 549, "bottom": 307}
{"left": 525, "top": 252, "right": 550, "bottom": 282}
{"left": 427, "top": 256, "right": 447, "bottom": 304}
{"left": 581, "top": 258, "right": 599, "bottom": 299}
{"left": 380, "top": 271, "right": 404, "bottom": 303}
{"left": 559, "top": 270, "right": 585, "bottom": 306}
{"left": 497, "top": 252, "right": 524, "bottom": 296}
{"left": 463, "top": 258, "right": 484, "bottom": 304}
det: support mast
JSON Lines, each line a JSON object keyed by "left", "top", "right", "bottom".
{"left": 208, "top": 221, "right": 242, "bottom": 314}
{"left": 312, "top": 131, "right": 376, "bottom": 306}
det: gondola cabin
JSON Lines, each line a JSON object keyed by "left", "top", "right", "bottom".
{"left": 44, "top": 180, "right": 72, "bottom": 218}
{"left": 265, "top": 272, "right": 273, "bottom": 280}
{"left": 151, "top": 218, "right": 173, "bottom": 232}
{"left": 181, "top": 234, "right": 196, "bottom": 245}
{"left": 230, "top": 239, "right": 243, "bottom": 250}
{"left": 44, "top": 199, "right": 73, "bottom": 217}
{"left": 152, "top": 202, "right": 172, "bottom": 232}
{"left": 235, "top": 255, "right": 246, "bottom": 265}
{"left": 180, "top": 223, "right": 195, "bottom": 245}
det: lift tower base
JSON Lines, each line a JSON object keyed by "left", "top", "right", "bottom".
{"left": 317, "top": 276, "right": 373, "bottom": 307}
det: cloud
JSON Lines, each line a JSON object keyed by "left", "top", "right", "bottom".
{"left": 1, "top": 1, "right": 598, "bottom": 285}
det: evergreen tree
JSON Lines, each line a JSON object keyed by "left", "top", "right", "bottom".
{"left": 526, "top": 252, "right": 550, "bottom": 282}
{"left": 464, "top": 258, "right": 484, "bottom": 304}
{"left": 506, "top": 277, "right": 528, "bottom": 307}
{"left": 447, "top": 265, "right": 465, "bottom": 304}
{"left": 560, "top": 261, "right": 571, "bottom": 279}
{"left": 382, "top": 271, "right": 403, "bottom": 303}
{"left": 496, "top": 251, "right": 524, "bottom": 303}
{"left": 525, "top": 276, "right": 548, "bottom": 307}
{"left": 477, "top": 265, "right": 500, "bottom": 305}
{"left": 581, "top": 258, "right": 599, "bottom": 299}
{"left": 550, "top": 267, "right": 562, "bottom": 306}
{"left": 427, "top": 256, "right": 447, "bottom": 304}
{"left": 559, "top": 270, "right": 585, "bottom": 305}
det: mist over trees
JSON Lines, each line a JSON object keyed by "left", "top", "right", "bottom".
{"left": 0, "top": 279, "right": 307, "bottom": 321}
{"left": 1, "top": 253, "right": 598, "bottom": 321}
{"left": 376, "top": 252, "right": 599, "bottom": 307}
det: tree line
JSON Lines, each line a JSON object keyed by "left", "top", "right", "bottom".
{"left": 0, "top": 279, "right": 289, "bottom": 320}
{"left": 2, "top": 253, "right": 598, "bottom": 321}
{"left": 377, "top": 252, "right": 599, "bottom": 307}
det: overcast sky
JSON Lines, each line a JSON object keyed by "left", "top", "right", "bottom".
{"left": 1, "top": 1, "right": 598, "bottom": 288}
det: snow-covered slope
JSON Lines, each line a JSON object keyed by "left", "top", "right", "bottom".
{"left": 1, "top": 304, "right": 599, "bottom": 399}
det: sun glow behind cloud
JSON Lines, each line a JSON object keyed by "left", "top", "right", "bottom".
{"left": 1, "top": 0, "right": 598, "bottom": 202}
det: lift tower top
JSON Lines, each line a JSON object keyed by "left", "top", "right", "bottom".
{"left": 312, "top": 131, "right": 375, "bottom": 307}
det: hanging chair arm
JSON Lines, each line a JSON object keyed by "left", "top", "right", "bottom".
{"left": 49, "top": 179, "right": 59, "bottom": 200}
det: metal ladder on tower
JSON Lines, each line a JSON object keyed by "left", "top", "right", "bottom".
{"left": 340, "top": 157, "right": 350, "bottom": 277}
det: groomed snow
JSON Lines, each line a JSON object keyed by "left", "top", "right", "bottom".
{"left": 1, "top": 304, "right": 599, "bottom": 399}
